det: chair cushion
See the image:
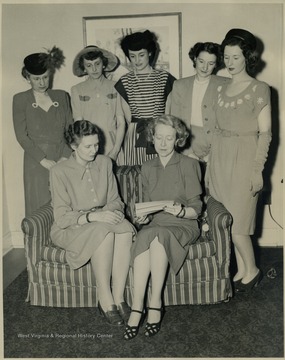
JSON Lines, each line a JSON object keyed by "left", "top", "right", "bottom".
{"left": 41, "top": 235, "right": 216, "bottom": 266}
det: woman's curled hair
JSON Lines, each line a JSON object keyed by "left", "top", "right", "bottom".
{"left": 79, "top": 50, "right": 109, "bottom": 71}
{"left": 188, "top": 42, "right": 223, "bottom": 69}
{"left": 65, "top": 120, "right": 101, "bottom": 147}
{"left": 146, "top": 115, "right": 189, "bottom": 148}
{"left": 221, "top": 37, "right": 259, "bottom": 74}
{"left": 120, "top": 30, "right": 158, "bottom": 65}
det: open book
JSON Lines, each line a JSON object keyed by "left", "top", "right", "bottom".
{"left": 135, "top": 201, "right": 174, "bottom": 217}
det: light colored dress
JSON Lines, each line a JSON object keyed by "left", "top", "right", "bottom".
{"left": 131, "top": 152, "right": 202, "bottom": 274}
{"left": 71, "top": 76, "right": 123, "bottom": 162}
{"left": 115, "top": 69, "right": 176, "bottom": 165}
{"left": 50, "top": 153, "right": 135, "bottom": 270}
{"left": 208, "top": 79, "right": 271, "bottom": 235}
{"left": 13, "top": 89, "right": 73, "bottom": 216}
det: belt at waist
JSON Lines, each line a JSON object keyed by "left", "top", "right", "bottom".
{"left": 131, "top": 117, "right": 153, "bottom": 124}
{"left": 214, "top": 128, "right": 258, "bottom": 137}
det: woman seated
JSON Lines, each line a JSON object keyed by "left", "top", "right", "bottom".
{"left": 49, "top": 120, "right": 135, "bottom": 325}
{"left": 124, "top": 115, "right": 203, "bottom": 340}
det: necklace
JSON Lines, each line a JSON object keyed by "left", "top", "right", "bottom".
{"left": 134, "top": 68, "right": 153, "bottom": 82}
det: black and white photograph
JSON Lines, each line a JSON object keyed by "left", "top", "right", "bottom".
{"left": 2, "top": 0, "right": 284, "bottom": 358}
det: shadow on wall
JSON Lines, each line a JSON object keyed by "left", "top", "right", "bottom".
{"left": 246, "top": 36, "right": 280, "bottom": 239}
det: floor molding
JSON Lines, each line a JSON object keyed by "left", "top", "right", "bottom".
{"left": 3, "top": 248, "right": 26, "bottom": 290}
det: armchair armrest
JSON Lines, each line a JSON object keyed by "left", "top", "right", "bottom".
{"left": 21, "top": 202, "right": 54, "bottom": 265}
{"left": 206, "top": 196, "right": 233, "bottom": 276}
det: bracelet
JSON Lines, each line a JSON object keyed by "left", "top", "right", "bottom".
{"left": 86, "top": 212, "right": 92, "bottom": 223}
{"left": 176, "top": 206, "right": 186, "bottom": 218}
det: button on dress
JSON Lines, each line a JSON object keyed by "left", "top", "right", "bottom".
{"left": 131, "top": 152, "right": 202, "bottom": 274}
{"left": 13, "top": 89, "right": 73, "bottom": 216}
{"left": 50, "top": 154, "right": 135, "bottom": 269}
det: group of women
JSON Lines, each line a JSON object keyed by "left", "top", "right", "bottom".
{"left": 13, "top": 27, "right": 272, "bottom": 339}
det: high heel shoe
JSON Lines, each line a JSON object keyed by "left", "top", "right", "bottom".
{"left": 144, "top": 307, "right": 165, "bottom": 338}
{"left": 123, "top": 309, "right": 144, "bottom": 341}
{"left": 97, "top": 301, "right": 124, "bottom": 326}
{"left": 117, "top": 302, "right": 131, "bottom": 322}
{"left": 235, "top": 270, "right": 263, "bottom": 293}
{"left": 233, "top": 278, "right": 242, "bottom": 290}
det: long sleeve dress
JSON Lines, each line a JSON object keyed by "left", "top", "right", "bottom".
{"left": 115, "top": 69, "right": 176, "bottom": 165}
{"left": 13, "top": 89, "right": 73, "bottom": 216}
{"left": 70, "top": 76, "right": 124, "bottom": 163}
{"left": 208, "top": 79, "right": 271, "bottom": 235}
{"left": 131, "top": 152, "right": 202, "bottom": 274}
{"left": 50, "top": 153, "right": 135, "bottom": 270}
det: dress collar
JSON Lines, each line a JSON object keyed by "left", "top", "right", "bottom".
{"left": 68, "top": 152, "right": 99, "bottom": 179}
{"left": 153, "top": 151, "right": 181, "bottom": 168}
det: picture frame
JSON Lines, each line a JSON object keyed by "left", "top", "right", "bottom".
{"left": 82, "top": 12, "right": 182, "bottom": 80}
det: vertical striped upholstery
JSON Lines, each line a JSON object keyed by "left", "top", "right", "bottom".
{"left": 22, "top": 165, "right": 233, "bottom": 307}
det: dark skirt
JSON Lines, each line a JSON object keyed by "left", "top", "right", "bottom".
{"left": 131, "top": 212, "right": 200, "bottom": 274}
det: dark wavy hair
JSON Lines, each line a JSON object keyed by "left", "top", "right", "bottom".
{"left": 78, "top": 50, "right": 109, "bottom": 72}
{"left": 221, "top": 37, "right": 259, "bottom": 74}
{"left": 120, "top": 30, "right": 159, "bottom": 65}
{"left": 146, "top": 115, "right": 189, "bottom": 148}
{"left": 64, "top": 120, "right": 101, "bottom": 147}
{"left": 188, "top": 42, "right": 223, "bottom": 69}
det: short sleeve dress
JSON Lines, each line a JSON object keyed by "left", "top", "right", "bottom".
{"left": 50, "top": 154, "right": 135, "bottom": 270}
{"left": 208, "top": 79, "right": 271, "bottom": 235}
{"left": 131, "top": 152, "right": 202, "bottom": 274}
{"left": 12, "top": 89, "right": 73, "bottom": 216}
{"left": 115, "top": 69, "right": 176, "bottom": 165}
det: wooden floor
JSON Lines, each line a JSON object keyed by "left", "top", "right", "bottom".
{"left": 3, "top": 248, "right": 27, "bottom": 290}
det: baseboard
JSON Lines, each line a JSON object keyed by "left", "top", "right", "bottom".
{"left": 3, "top": 248, "right": 26, "bottom": 289}
{"left": 257, "top": 228, "right": 283, "bottom": 247}
{"left": 2, "top": 231, "right": 24, "bottom": 255}
{"left": 3, "top": 232, "right": 14, "bottom": 255}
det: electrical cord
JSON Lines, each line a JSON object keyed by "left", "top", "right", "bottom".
{"left": 267, "top": 204, "right": 283, "bottom": 229}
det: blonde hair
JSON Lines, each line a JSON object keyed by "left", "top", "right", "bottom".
{"left": 146, "top": 115, "right": 189, "bottom": 148}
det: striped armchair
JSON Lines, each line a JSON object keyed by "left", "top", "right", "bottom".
{"left": 22, "top": 165, "right": 233, "bottom": 307}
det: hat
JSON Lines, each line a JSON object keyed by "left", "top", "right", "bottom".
{"left": 73, "top": 46, "right": 120, "bottom": 77}
{"left": 24, "top": 53, "right": 49, "bottom": 75}
{"left": 223, "top": 28, "right": 257, "bottom": 50}
{"left": 24, "top": 46, "right": 65, "bottom": 75}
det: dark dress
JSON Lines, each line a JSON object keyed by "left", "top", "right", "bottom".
{"left": 131, "top": 152, "right": 203, "bottom": 274}
{"left": 13, "top": 89, "right": 73, "bottom": 216}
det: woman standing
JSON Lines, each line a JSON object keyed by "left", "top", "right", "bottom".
{"left": 123, "top": 115, "right": 202, "bottom": 340}
{"left": 208, "top": 29, "right": 272, "bottom": 292}
{"left": 13, "top": 47, "right": 73, "bottom": 216}
{"left": 167, "top": 42, "right": 229, "bottom": 162}
{"left": 50, "top": 120, "right": 135, "bottom": 325}
{"left": 115, "top": 30, "right": 176, "bottom": 165}
{"left": 71, "top": 46, "right": 125, "bottom": 163}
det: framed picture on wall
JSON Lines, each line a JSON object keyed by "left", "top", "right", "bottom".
{"left": 82, "top": 12, "right": 182, "bottom": 81}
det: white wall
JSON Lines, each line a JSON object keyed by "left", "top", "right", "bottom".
{"left": 2, "top": 2, "right": 284, "bottom": 249}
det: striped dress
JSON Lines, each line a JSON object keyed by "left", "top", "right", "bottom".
{"left": 115, "top": 69, "right": 176, "bottom": 165}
